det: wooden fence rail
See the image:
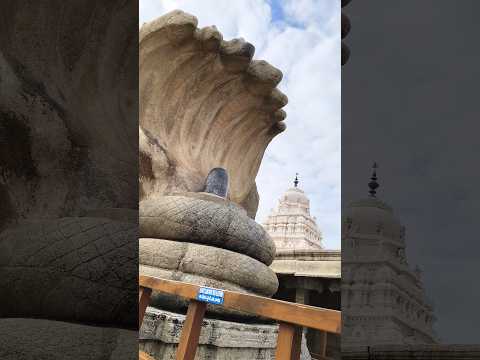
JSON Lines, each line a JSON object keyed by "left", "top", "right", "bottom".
{"left": 139, "top": 275, "right": 341, "bottom": 360}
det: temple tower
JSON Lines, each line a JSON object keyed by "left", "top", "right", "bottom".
{"left": 263, "top": 175, "right": 323, "bottom": 251}
{"left": 342, "top": 164, "right": 437, "bottom": 348}
{"left": 264, "top": 175, "right": 340, "bottom": 359}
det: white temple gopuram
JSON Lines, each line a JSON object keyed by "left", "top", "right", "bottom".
{"left": 263, "top": 175, "right": 323, "bottom": 251}
{"left": 263, "top": 175, "right": 341, "bottom": 359}
{"left": 341, "top": 164, "right": 437, "bottom": 349}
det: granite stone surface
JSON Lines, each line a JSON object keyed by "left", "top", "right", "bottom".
{"left": 140, "top": 194, "right": 275, "bottom": 265}
{"left": 140, "top": 307, "right": 312, "bottom": 360}
{"left": 0, "top": 217, "right": 137, "bottom": 328}
{"left": 139, "top": 10, "right": 287, "bottom": 219}
{"left": 140, "top": 238, "right": 278, "bottom": 296}
{"left": 0, "top": 318, "right": 137, "bottom": 360}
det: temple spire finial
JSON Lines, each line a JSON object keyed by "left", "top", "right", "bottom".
{"left": 368, "top": 162, "right": 379, "bottom": 197}
{"left": 294, "top": 173, "right": 299, "bottom": 188}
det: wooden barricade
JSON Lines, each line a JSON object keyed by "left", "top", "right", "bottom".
{"left": 139, "top": 275, "right": 341, "bottom": 360}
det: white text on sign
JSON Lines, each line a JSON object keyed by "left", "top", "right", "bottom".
{"left": 196, "top": 287, "right": 224, "bottom": 305}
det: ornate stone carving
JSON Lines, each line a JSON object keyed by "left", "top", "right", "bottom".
{"left": 138, "top": 9, "right": 284, "bottom": 304}
{"left": 0, "top": 1, "right": 138, "bottom": 227}
{"left": 0, "top": 318, "right": 136, "bottom": 360}
{"left": 140, "top": 238, "right": 278, "bottom": 297}
{"left": 0, "top": 0, "right": 137, "bottom": 337}
{"left": 0, "top": 218, "right": 137, "bottom": 326}
{"left": 138, "top": 10, "right": 293, "bottom": 359}
{"left": 139, "top": 10, "right": 287, "bottom": 218}
{"left": 263, "top": 185, "right": 322, "bottom": 251}
{"left": 342, "top": 196, "right": 437, "bottom": 348}
{"left": 0, "top": 2, "right": 138, "bottom": 357}
{"left": 140, "top": 193, "right": 275, "bottom": 265}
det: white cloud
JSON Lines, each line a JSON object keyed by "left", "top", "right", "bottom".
{"left": 282, "top": 0, "right": 338, "bottom": 32}
{"left": 140, "top": 0, "right": 341, "bottom": 249}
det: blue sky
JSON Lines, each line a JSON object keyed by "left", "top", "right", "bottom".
{"left": 140, "top": 0, "right": 341, "bottom": 249}
{"left": 269, "top": 0, "right": 285, "bottom": 22}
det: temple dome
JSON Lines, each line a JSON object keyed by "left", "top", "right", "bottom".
{"left": 342, "top": 164, "right": 438, "bottom": 346}
{"left": 343, "top": 197, "right": 404, "bottom": 242}
{"left": 343, "top": 163, "right": 404, "bottom": 242}
{"left": 280, "top": 187, "right": 310, "bottom": 206}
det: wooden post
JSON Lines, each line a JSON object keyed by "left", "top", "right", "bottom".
{"left": 139, "top": 350, "right": 156, "bottom": 360}
{"left": 176, "top": 300, "right": 207, "bottom": 360}
{"left": 318, "top": 331, "right": 327, "bottom": 357}
{"left": 291, "top": 326, "right": 302, "bottom": 360}
{"left": 139, "top": 286, "right": 152, "bottom": 329}
{"left": 275, "top": 322, "right": 302, "bottom": 360}
{"left": 138, "top": 277, "right": 341, "bottom": 360}
{"left": 139, "top": 275, "right": 341, "bottom": 334}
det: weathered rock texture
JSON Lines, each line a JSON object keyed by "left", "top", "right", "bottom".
{"left": 0, "top": 318, "right": 137, "bottom": 360}
{"left": 0, "top": 1, "right": 138, "bottom": 230}
{"left": 138, "top": 9, "right": 282, "bottom": 314}
{"left": 140, "top": 193, "right": 276, "bottom": 265}
{"left": 138, "top": 193, "right": 278, "bottom": 319}
{"left": 140, "top": 237, "right": 278, "bottom": 319}
{"left": 139, "top": 10, "right": 293, "bottom": 360}
{"left": 140, "top": 308, "right": 312, "bottom": 360}
{"left": 139, "top": 10, "right": 287, "bottom": 219}
{"left": 0, "top": 218, "right": 137, "bottom": 327}
{"left": 140, "top": 238, "right": 278, "bottom": 297}
{"left": 0, "top": 0, "right": 138, "bottom": 357}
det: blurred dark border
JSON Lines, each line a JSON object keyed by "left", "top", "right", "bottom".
{"left": 343, "top": 0, "right": 480, "bottom": 346}
{"left": 0, "top": 1, "right": 138, "bottom": 358}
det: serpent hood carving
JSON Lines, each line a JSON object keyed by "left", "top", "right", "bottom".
{"left": 139, "top": 10, "right": 288, "bottom": 219}
{"left": 138, "top": 11, "right": 286, "bottom": 321}
{"left": 0, "top": 0, "right": 138, "bottom": 229}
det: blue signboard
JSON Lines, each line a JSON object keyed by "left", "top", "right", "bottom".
{"left": 196, "top": 287, "right": 224, "bottom": 305}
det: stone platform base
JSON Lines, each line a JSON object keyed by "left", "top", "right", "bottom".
{"left": 140, "top": 307, "right": 312, "bottom": 360}
{"left": 0, "top": 318, "right": 137, "bottom": 360}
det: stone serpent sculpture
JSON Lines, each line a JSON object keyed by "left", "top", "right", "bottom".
{"left": 140, "top": 169, "right": 279, "bottom": 319}
{"left": 0, "top": 1, "right": 137, "bottom": 358}
{"left": 138, "top": 10, "right": 287, "bottom": 320}
{"left": 139, "top": 10, "right": 288, "bottom": 219}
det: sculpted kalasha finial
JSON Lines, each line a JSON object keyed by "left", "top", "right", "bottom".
{"left": 368, "top": 162, "right": 379, "bottom": 197}
{"left": 294, "top": 173, "right": 299, "bottom": 188}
